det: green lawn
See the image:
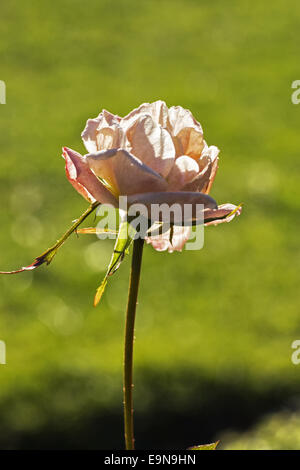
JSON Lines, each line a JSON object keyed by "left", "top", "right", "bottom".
{"left": 0, "top": 0, "right": 300, "bottom": 449}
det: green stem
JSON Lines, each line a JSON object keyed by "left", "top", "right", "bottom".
{"left": 123, "top": 237, "right": 144, "bottom": 450}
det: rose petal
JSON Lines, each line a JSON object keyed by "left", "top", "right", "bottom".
{"left": 203, "top": 146, "right": 219, "bottom": 194}
{"left": 81, "top": 110, "right": 123, "bottom": 153}
{"left": 96, "top": 126, "right": 126, "bottom": 151}
{"left": 183, "top": 146, "right": 219, "bottom": 194}
{"left": 204, "top": 203, "right": 242, "bottom": 226}
{"left": 62, "top": 147, "right": 118, "bottom": 206}
{"left": 86, "top": 148, "right": 168, "bottom": 196}
{"left": 81, "top": 118, "right": 101, "bottom": 153}
{"left": 146, "top": 225, "right": 192, "bottom": 253}
{"left": 167, "top": 105, "right": 203, "bottom": 137}
{"left": 126, "top": 114, "right": 175, "bottom": 178}
{"left": 167, "top": 156, "right": 199, "bottom": 191}
{"left": 122, "top": 100, "right": 170, "bottom": 128}
{"left": 127, "top": 191, "right": 217, "bottom": 224}
{"left": 175, "top": 127, "right": 205, "bottom": 160}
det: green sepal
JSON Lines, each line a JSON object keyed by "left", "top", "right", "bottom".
{"left": 93, "top": 221, "right": 136, "bottom": 306}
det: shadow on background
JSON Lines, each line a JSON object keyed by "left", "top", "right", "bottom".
{"left": 0, "top": 367, "right": 295, "bottom": 450}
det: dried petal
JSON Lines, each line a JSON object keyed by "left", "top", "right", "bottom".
{"left": 204, "top": 203, "right": 242, "bottom": 226}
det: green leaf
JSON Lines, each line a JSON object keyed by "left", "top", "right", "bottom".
{"left": 93, "top": 279, "right": 108, "bottom": 307}
{"left": 188, "top": 441, "right": 219, "bottom": 450}
{"left": 93, "top": 221, "right": 136, "bottom": 306}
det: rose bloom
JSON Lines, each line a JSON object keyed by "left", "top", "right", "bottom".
{"left": 63, "top": 101, "right": 241, "bottom": 252}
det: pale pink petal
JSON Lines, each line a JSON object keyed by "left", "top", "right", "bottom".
{"left": 146, "top": 225, "right": 192, "bottom": 253}
{"left": 96, "top": 127, "right": 115, "bottom": 149}
{"left": 150, "top": 100, "right": 169, "bottom": 127}
{"left": 62, "top": 147, "right": 118, "bottom": 206}
{"left": 204, "top": 203, "right": 242, "bottom": 226}
{"left": 86, "top": 148, "right": 168, "bottom": 196}
{"left": 166, "top": 106, "right": 205, "bottom": 159}
{"left": 167, "top": 156, "right": 199, "bottom": 190}
{"left": 81, "top": 118, "right": 101, "bottom": 153}
{"left": 167, "top": 105, "right": 203, "bottom": 136}
{"left": 96, "top": 126, "right": 126, "bottom": 150}
{"left": 183, "top": 146, "right": 219, "bottom": 194}
{"left": 81, "top": 110, "right": 123, "bottom": 153}
{"left": 126, "top": 114, "right": 175, "bottom": 178}
{"left": 127, "top": 191, "right": 217, "bottom": 224}
{"left": 122, "top": 100, "right": 169, "bottom": 128}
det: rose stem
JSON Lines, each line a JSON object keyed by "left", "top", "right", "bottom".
{"left": 123, "top": 237, "right": 144, "bottom": 450}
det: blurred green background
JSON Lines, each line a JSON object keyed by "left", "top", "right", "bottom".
{"left": 0, "top": 0, "right": 300, "bottom": 450}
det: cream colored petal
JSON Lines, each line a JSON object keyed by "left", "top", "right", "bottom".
{"left": 81, "top": 118, "right": 102, "bottom": 153}
{"left": 126, "top": 114, "right": 175, "bottom": 178}
{"left": 146, "top": 225, "right": 191, "bottom": 253}
{"left": 122, "top": 100, "right": 169, "bottom": 128}
{"left": 183, "top": 146, "right": 219, "bottom": 194}
{"left": 81, "top": 110, "right": 122, "bottom": 153}
{"left": 204, "top": 203, "right": 242, "bottom": 226}
{"left": 167, "top": 105, "right": 203, "bottom": 136}
{"left": 127, "top": 191, "right": 217, "bottom": 224}
{"left": 167, "top": 156, "right": 199, "bottom": 191}
{"left": 151, "top": 100, "right": 169, "bottom": 127}
{"left": 96, "top": 126, "right": 126, "bottom": 151}
{"left": 62, "top": 147, "right": 118, "bottom": 206}
{"left": 96, "top": 127, "right": 115, "bottom": 150}
{"left": 86, "top": 148, "right": 168, "bottom": 196}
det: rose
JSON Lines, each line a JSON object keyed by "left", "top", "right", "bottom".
{"left": 0, "top": 101, "right": 243, "bottom": 451}
{"left": 63, "top": 101, "right": 241, "bottom": 252}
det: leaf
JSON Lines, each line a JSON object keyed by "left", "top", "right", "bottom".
{"left": 93, "top": 279, "right": 108, "bottom": 307}
{"left": 187, "top": 441, "right": 219, "bottom": 450}
{"left": 0, "top": 202, "right": 100, "bottom": 275}
{"left": 93, "top": 221, "right": 136, "bottom": 307}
